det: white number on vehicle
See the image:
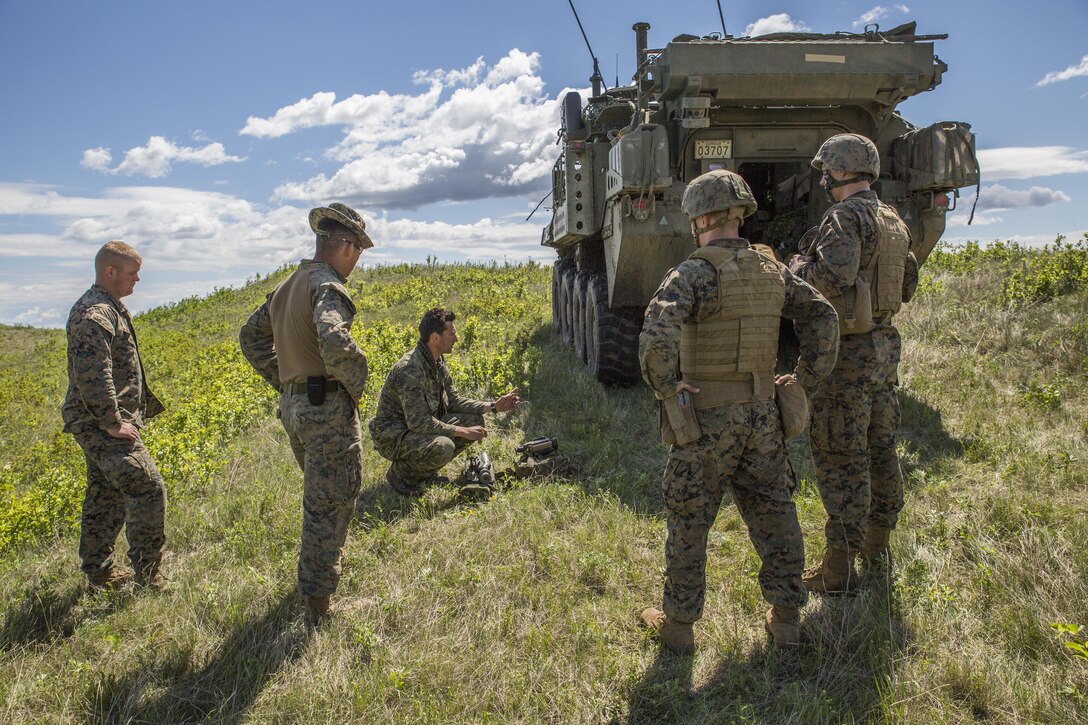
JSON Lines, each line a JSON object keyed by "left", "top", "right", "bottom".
{"left": 694, "top": 139, "right": 733, "bottom": 159}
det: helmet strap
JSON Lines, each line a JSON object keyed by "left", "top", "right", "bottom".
{"left": 690, "top": 214, "right": 739, "bottom": 247}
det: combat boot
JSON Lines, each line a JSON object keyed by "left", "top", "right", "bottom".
{"left": 134, "top": 562, "right": 168, "bottom": 590}
{"left": 426, "top": 473, "right": 451, "bottom": 487}
{"left": 764, "top": 605, "right": 801, "bottom": 647}
{"left": 304, "top": 595, "right": 331, "bottom": 628}
{"left": 87, "top": 568, "right": 134, "bottom": 592}
{"left": 860, "top": 527, "right": 893, "bottom": 568}
{"left": 640, "top": 607, "right": 695, "bottom": 655}
{"left": 802, "top": 548, "right": 858, "bottom": 595}
{"left": 386, "top": 466, "right": 423, "bottom": 497}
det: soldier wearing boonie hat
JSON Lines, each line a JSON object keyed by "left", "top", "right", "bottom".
{"left": 638, "top": 170, "right": 839, "bottom": 652}
{"left": 240, "top": 202, "right": 372, "bottom": 626}
{"left": 789, "top": 133, "right": 919, "bottom": 594}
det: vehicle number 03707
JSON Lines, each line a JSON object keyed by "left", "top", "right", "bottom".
{"left": 694, "top": 139, "right": 733, "bottom": 159}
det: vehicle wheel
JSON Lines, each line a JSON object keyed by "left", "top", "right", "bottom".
{"left": 551, "top": 261, "right": 563, "bottom": 330}
{"left": 586, "top": 273, "right": 643, "bottom": 386}
{"left": 573, "top": 271, "right": 589, "bottom": 365}
{"left": 559, "top": 267, "right": 576, "bottom": 346}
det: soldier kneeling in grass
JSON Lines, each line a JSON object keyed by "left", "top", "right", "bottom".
{"left": 369, "top": 307, "right": 520, "bottom": 497}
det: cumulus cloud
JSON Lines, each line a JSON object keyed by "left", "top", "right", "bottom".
{"left": 81, "top": 147, "right": 113, "bottom": 171}
{"left": 1037, "top": 55, "right": 1088, "bottom": 86}
{"left": 977, "top": 146, "right": 1088, "bottom": 180}
{"left": 946, "top": 213, "right": 1002, "bottom": 228}
{"left": 12, "top": 306, "right": 64, "bottom": 326}
{"left": 81, "top": 136, "right": 246, "bottom": 178}
{"left": 0, "top": 181, "right": 552, "bottom": 324}
{"left": 976, "top": 183, "right": 1070, "bottom": 210}
{"left": 743, "top": 14, "right": 811, "bottom": 37}
{"left": 241, "top": 49, "right": 567, "bottom": 210}
{"left": 853, "top": 5, "right": 910, "bottom": 29}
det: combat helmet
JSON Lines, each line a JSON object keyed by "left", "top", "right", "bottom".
{"left": 811, "top": 133, "right": 881, "bottom": 182}
{"left": 309, "top": 202, "right": 374, "bottom": 250}
{"left": 681, "top": 169, "right": 758, "bottom": 223}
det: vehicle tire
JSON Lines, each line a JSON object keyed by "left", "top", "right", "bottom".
{"left": 585, "top": 273, "right": 643, "bottom": 386}
{"left": 551, "top": 261, "right": 563, "bottom": 330}
{"left": 573, "top": 271, "right": 589, "bottom": 365}
{"left": 559, "top": 267, "right": 576, "bottom": 346}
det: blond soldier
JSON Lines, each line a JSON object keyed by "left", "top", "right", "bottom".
{"left": 639, "top": 171, "right": 839, "bottom": 651}
{"left": 789, "top": 134, "right": 919, "bottom": 593}
{"left": 240, "top": 203, "right": 371, "bottom": 625}
{"left": 63, "top": 241, "right": 167, "bottom": 591}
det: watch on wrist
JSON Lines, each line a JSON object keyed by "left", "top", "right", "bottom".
{"left": 490, "top": 401, "right": 497, "bottom": 413}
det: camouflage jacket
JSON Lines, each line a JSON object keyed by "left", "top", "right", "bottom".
{"left": 61, "top": 285, "right": 162, "bottom": 432}
{"left": 640, "top": 238, "right": 840, "bottom": 398}
{"left": 239, "top": 260, "right": 368, "bottom": 400}
{"left": 789, "top": 190, "right": 919, "bottom": 312}
{"left": 369, "top": 341, "right": 488, "bottom": 444}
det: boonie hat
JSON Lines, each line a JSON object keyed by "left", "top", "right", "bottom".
{"left": 308, "top": 202, "right": 373, "bottom": 250}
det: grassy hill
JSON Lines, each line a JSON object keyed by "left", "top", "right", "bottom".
{"left": 1, "top": 242, "right": 1086, "bottom": 723}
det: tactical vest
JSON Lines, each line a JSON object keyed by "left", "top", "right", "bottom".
{"left": 867, "top": 201, "right": 911, "bottom": 318}
{"left": 679, "top": 245, "right": 785, "bottom": 408}
{"left": 268, "top": 266, "right": 327, "bottom": 383}
{"left": 825, "top": 199, "right": 912, "bottom": 335}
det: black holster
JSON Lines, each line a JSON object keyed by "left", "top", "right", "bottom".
{"left": 307, "top": 376, "right": 326, "bottom": 406}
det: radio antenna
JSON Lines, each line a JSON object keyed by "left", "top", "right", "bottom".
{"left": 715, "top": 0, "right": 728, "bottom": 36}
{"left": 567, "top": 0, "right": 605, "bottom": 95}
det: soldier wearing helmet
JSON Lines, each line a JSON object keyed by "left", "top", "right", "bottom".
{"left": 639, "top": 169, "right": 839, "bottom": 651}
{"left": 789, "top": 133, "right": 920, "bottom": 594}
{"left": 239, "top": 202, "right": 373, "bottom": 626}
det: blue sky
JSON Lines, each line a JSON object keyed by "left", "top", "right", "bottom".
{"left": 1, "top": 0, "right": 1085, "bottom": 326}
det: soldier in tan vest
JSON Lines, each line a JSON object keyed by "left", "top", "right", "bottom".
{"left": 789, "top": 134, "right": 919, "bottom": 594}
{"left": 639, "top": 170, "right": 839, "bottom": 652}
{"left": 240, "top": 203, "right": 372, "bottom": 625}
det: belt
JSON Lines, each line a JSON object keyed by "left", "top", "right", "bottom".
{"left": 690, "top": 372, "right": 775, "bottom": 409}
{"left": 281, "top": 379, "right": 345, "bottom": 395}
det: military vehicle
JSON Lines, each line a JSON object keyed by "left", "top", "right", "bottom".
{"left": 543, "top": 20, "right": 980, "bottom": 385}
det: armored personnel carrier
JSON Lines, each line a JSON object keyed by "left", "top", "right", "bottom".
{"left": 544, "top": 21, "right": 980, "bottom": 385}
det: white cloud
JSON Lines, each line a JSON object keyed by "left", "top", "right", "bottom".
{"left": 0, "top": 182, "right": 553, "bottom": 324}
{"left": 946, "top": 213, "right": 1002, "bottom": 228}
{"left": 1037, "top": 55, "right": 1088, "bottom": 86}
{"left": 12, "top": 306, "right": 64, "bottom": 326}
{"left": 743, "top": 14, "right": 811, "bottom": 37}
{"left": 241, "top": 49, "right": 567, "bottom": 209}
{"left": 81, "top": 147, "right": 113, "bottom": 171}
{"left": 976, "top": 183, "right": 1070, "bottom": 210}
{"left": 976, "top": 146, "right": 1088, "bottom": 180}
{"left": 82, "top": 136, "right": 246, "bottom": 178}
{"left": 853, "top": 5, "right": 910, "bottom": 29}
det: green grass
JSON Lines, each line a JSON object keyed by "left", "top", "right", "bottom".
{"left": 2, "top": 247, "right": 1087, "bottom": 722}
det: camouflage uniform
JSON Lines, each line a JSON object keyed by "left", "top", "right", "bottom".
{"left": 369, "top": 341, "right": 488, "bottom": 485}
{"left": 640, "top": 239, "right": 839, "bottom": 624}
{"left": 62, "top": 285, "right": 166, "bottom": 581}
{"left": 790, "top": 190, "right": 919, "bottom": 552}
{"left": 239, "top": 260, "right": 368, "bottom": 599}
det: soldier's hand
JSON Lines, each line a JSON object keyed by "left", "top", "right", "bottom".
{"left": 107, "top": 421, "right": 139, "bottom": 441}
{"left": 456, "top": 425, "right": 488, "bottom": 441}
{"left": 788, "top": 253, "right": 814, "bottom": 272}
{"left": 495, "top": 388, "right": 521, "bottom": 413}
{"left": 676, "top": 380, "right": 701, "bottom": 396}
{"left": 775, "top": 373, "right": 797, "bottom": 385}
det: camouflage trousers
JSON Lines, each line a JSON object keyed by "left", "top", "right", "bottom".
{"left": 372, "top": 412, "right": 484, "bottom": 485}
{"left": 810, "top": 325, "right": 904, "bottom": 552}
{"left": 70, "top": 422, "right": 166, "bottom": 579}
{"left": 660, "top": 400, "right": 807, "bottom": 624}
{"left": 280, "top": 389, "right": 363, "bottom": 599}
